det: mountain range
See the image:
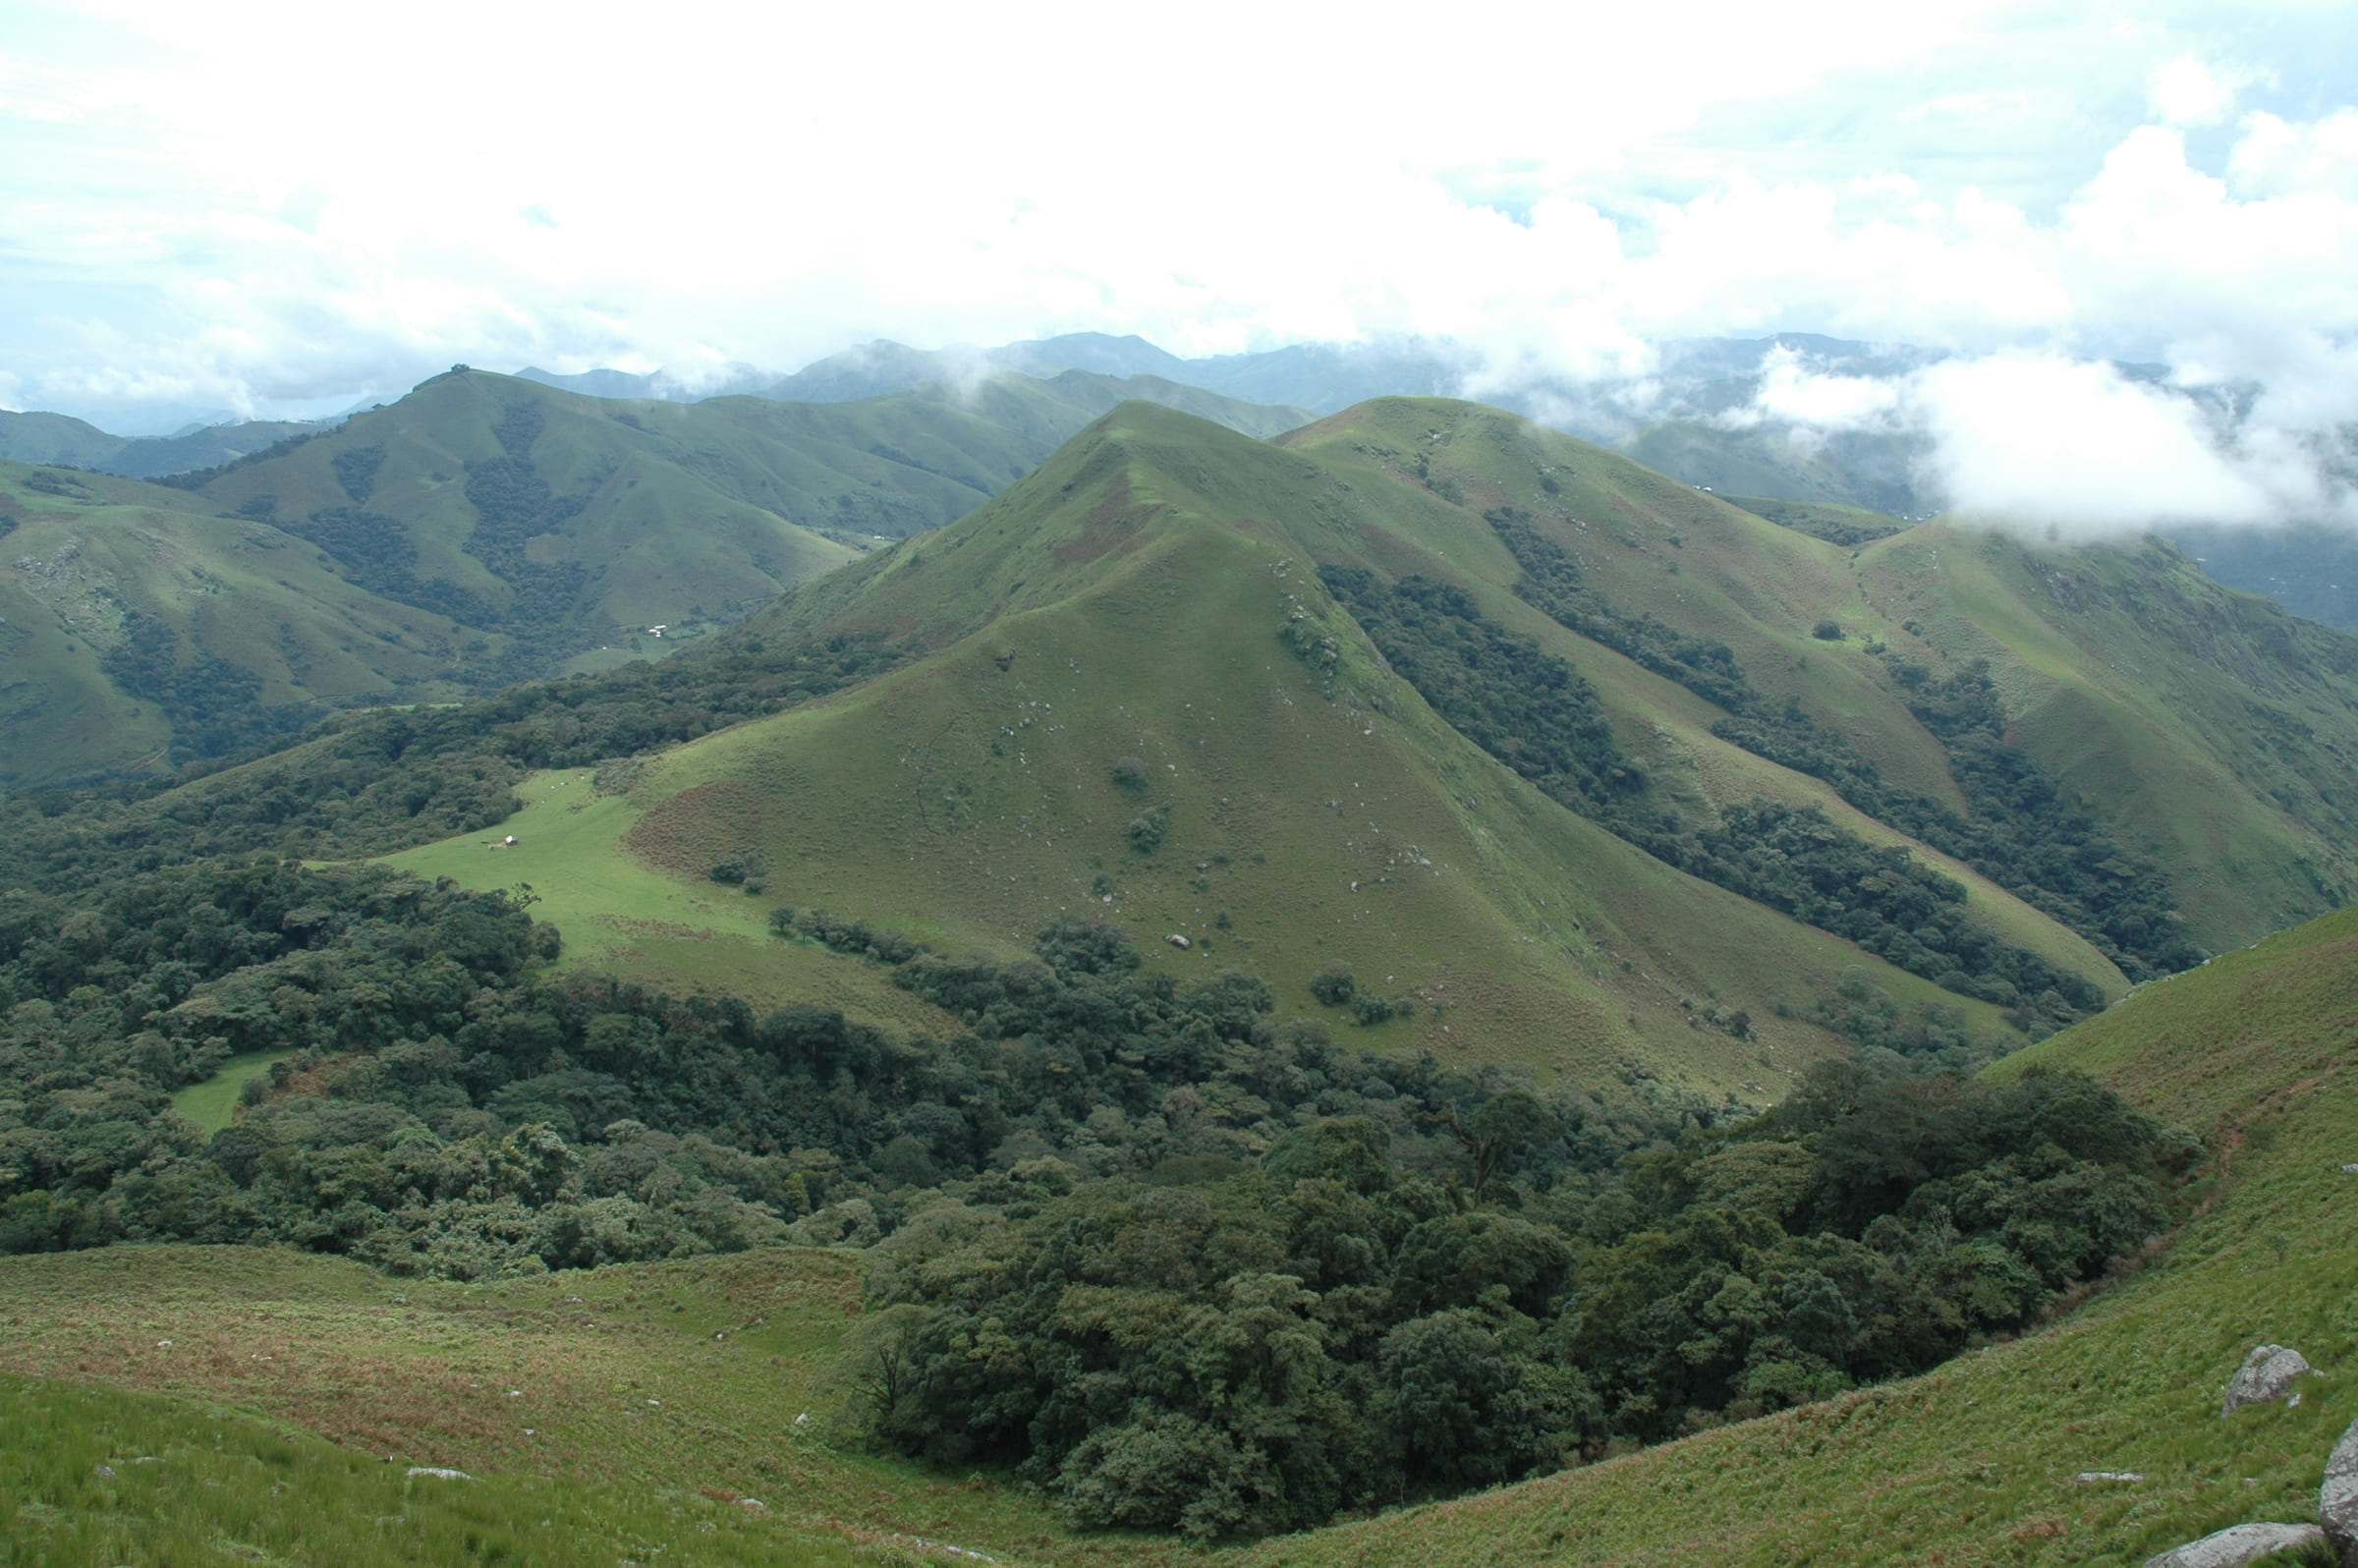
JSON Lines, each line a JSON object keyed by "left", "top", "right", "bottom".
{"left": 0, "top": 367, "right": 1308, "bottom": 781}
{"left": 17, "top": 391, "right": 2348, "bottom": 1092}
{"left": 9, "top": 323, "right": 2358, "bottom": 1564}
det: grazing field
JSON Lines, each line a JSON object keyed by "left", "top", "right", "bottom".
{"left": 0, "top": 1245, "right": 1182, "bottom": 1568}
{"left": 0, "top": 1375, "right": 890, "bottom": 1567}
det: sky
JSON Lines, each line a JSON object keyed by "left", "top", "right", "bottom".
{"left": 3, "top": 0, "right": 2357, "bottom": 531}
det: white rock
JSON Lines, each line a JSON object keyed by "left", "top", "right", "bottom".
{"left": 2223, "top": 1345, "right": 2313, "bottom": 1415}
{"left": 2319, "top": 1415, "right": 2358, "bottom": 1564}
{"left": 406, "top": 1467, "right": 474, "bottom": 1482}
{"left": 2144, "top": 1523, "right": 2325, "bottom": 1568}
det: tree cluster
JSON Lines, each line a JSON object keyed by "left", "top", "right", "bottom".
{"left": 1482, "top": 507, "right": 2201, "bottom": 981}
{"left": 1319, "top": 563, "right": 2100, "bottom": 1035}
{"left": 0, "top": 868, "right": 2186, "bottom": 1540}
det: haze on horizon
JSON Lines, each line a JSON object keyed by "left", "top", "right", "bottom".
{"left": 4, "top": 0, "right": 2357, "bottom": 532}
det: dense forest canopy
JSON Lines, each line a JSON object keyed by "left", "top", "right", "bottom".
{"left": 0, "top": 853, "right": 2188, "bottom": 1537}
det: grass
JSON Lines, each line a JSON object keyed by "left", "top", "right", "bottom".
{"left": 346, "top": 395, "right": 2351, "bottom": 1096}
{"left": 170, "top": 1049, "right": 298, "bottom": 1134}
{"left": 0, "top": 370, "right": 1305, "bottom": 786}
{"left": 378, "top": 403, "right": 2055, "bottom": 1097}
{"left": 376, "top": 768, "right": 966, "bottom": 1033}
{"left": 1230, "top": 899, "right": 2358, "bottom": 1568}
{"left": 1860, "top": 524, "right": 2358, "bottom": 954}
{"left": 0, "top": 1374, "right": 900, "bottom": 1567}
{"left": 0, "top": 1244, "right": 1183, "bottom": 1568}
{"left": 13, "top": 911, "right": 2354, "bottom": 1568}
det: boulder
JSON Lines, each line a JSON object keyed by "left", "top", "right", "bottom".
{"left": 2321, "top": 1415, "right": 2358, "bottom": 1565}
{"left": 2222, "top": 1345, "right": 2313, "bottom": 1415}
{"left": 2143, "top": 1523, "right": 2326, "bottom": 1568}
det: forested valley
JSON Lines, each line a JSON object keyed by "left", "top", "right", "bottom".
{"left": 0, "top": 848, "right": 2189, "bottom": 1536}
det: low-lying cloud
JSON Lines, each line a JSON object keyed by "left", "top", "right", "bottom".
{"left": 3, "top": 3, "right": 2355, "bottom": 520}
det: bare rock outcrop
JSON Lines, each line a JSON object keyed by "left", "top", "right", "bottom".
{"left": 2221, "top": 1345, "right": 2312, "bottom": 1415}
{"left": 2143, "top": 1523, "right": 2326, "bottom": 1568}
{"left": 2320, "top": 1415, "right": 2358, "bottom": 1565}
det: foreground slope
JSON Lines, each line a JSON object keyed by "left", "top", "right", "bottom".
{"left": 1241, "top": 901, "right": 2358, "bottom": 1568}
{"left": 0, "top": 1247, "right": 1097, "bottom": 1568}
{"left": 387, "top": 401, "right": 2093, "bottom": 1088}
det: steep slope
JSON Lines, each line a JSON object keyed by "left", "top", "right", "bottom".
{"left": 1237, "top": 900, "right": 2358, "bottom": 1568}
{"left": 1279, "top": 399, "right": 2358, "bottom": 960}
{"left": 1858, "top": 524, "right": 2358, "bottom": 949}
{"left": 0, "top": 408, "right": 335, "bottom": 478}
{"left": 1, "top": 369, "right": 1312, "bottom": 782}
{"left": 382, "top": 401, "right": 2112, "bottom": 1090}
{"left": 0, "top": 460, "right": 477, "bottom": 783}
{"left": 185, "top": 369, "right": 861, "bottom": 671}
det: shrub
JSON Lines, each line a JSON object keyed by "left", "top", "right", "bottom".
{"left": 1812, "top": 619, "right": 1844, "bottom": 641}
{"left": 1310, "top": 964, "right": 1356, "bottom": 1006}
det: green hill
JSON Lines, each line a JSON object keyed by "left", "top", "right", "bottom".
{"left": 371, "top": 398, "right": 2149, "bottom": 1089}
{"left": 8, "top": 397, "right": 2358, "bottom": 1563}
{"left": 0, "top": 371, "right": 1309, "bottom": 784}
{"left": 20, "top": 394, "right": 2355, "bottom": 1057}
{"left": 1274, "top": 399, "right": 2358, "bottom": 958}
{"left": 0, "top": 460, "right": 481, "bottom": 782}
{"left": 392, "top": 393, "right": 2358, "bottom": 1070}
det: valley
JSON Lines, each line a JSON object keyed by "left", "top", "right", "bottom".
{"left": 5, "top": 386, "right": 2358, "bottom": 1566}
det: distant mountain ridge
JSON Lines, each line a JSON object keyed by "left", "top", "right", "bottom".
{"left": 0, "top": 408, "right": 335, "bottom": 479}
{"left": 0, "top": 366, "right": 1312, "bottom": 782}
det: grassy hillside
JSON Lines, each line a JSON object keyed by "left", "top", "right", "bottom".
{"left": 5, "top": 905, "right": 2348, "bottom": 1568}
{"left": 1, "top": 369, "right": 1313, "bottom": 784}
{"left": 0, "top": 410, "right": 129, "bottom": 470}
{"left": 1234, "top": 901, "right": 2358, "bottom": 1568}
{"left": 1281, "top": 400, "right": 2358, "bottom": 959}
{"left": 1860, "top": 525, "right": 2358, "bottom": 949}
{"left": 0, "top": 408, "right": 328, "bottom": 477}
{"left": 377, "top": 400, "right": 2108, "bottom": 1092}
{"left": 0, "top": 1246, "right": 1099, "bottom": 1568}
{"left": 0, "top": 1375, "right": 892, "bottom": 1567}
{"left": 0, "top": 459, "right": 480, "bottom": 782}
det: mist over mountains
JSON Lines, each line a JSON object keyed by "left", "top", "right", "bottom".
{"left": 18, "top": 326, "right": 2349, "bottom": 636}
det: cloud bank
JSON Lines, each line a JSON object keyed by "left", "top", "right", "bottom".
{"left": 0, "top": 0, "right": 2353, "bottom": 532}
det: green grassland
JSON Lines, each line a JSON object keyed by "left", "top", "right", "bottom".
{"left": 377, "top": 401, "right": 2064, "bottom": 1094}
{"left": 0, "top": 1375, "right": 895, "bottom": 1568}
{"left": 1284, "top": 400, "right": 2358, "bottom": 957}
{"left": 170, "top": 1050, "right": 299, "bottom": 1134}
{"left": 0, "top": 1244, "right": 1163, "bottom": 1568}
{"left": 0, "top": 460, "right": 483, "bottom": 782}
{"left": 1864, "top": 526, "right": 2358, "bottom": 951}
{"left": 0, "top": 369, "right": 1311, "bottom": 783}
{"left": 378, "top": 769, "right": 967, "bottom": 1035}
{"left": 1236, "top": 902, "right": 2358, "bottom": 1568}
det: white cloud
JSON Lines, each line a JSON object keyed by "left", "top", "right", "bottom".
{"left": 1750, "top": 349, "right": 1909, "bottom": 430}
{"left": 1, "top": 0, "right": 2355, "bottom": 520}
{"left": 1909, "top": 357, "right": 2330, "bottom": 532}
{"left": 2149, "top": 55, "right": 2242, "bottom": 126}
